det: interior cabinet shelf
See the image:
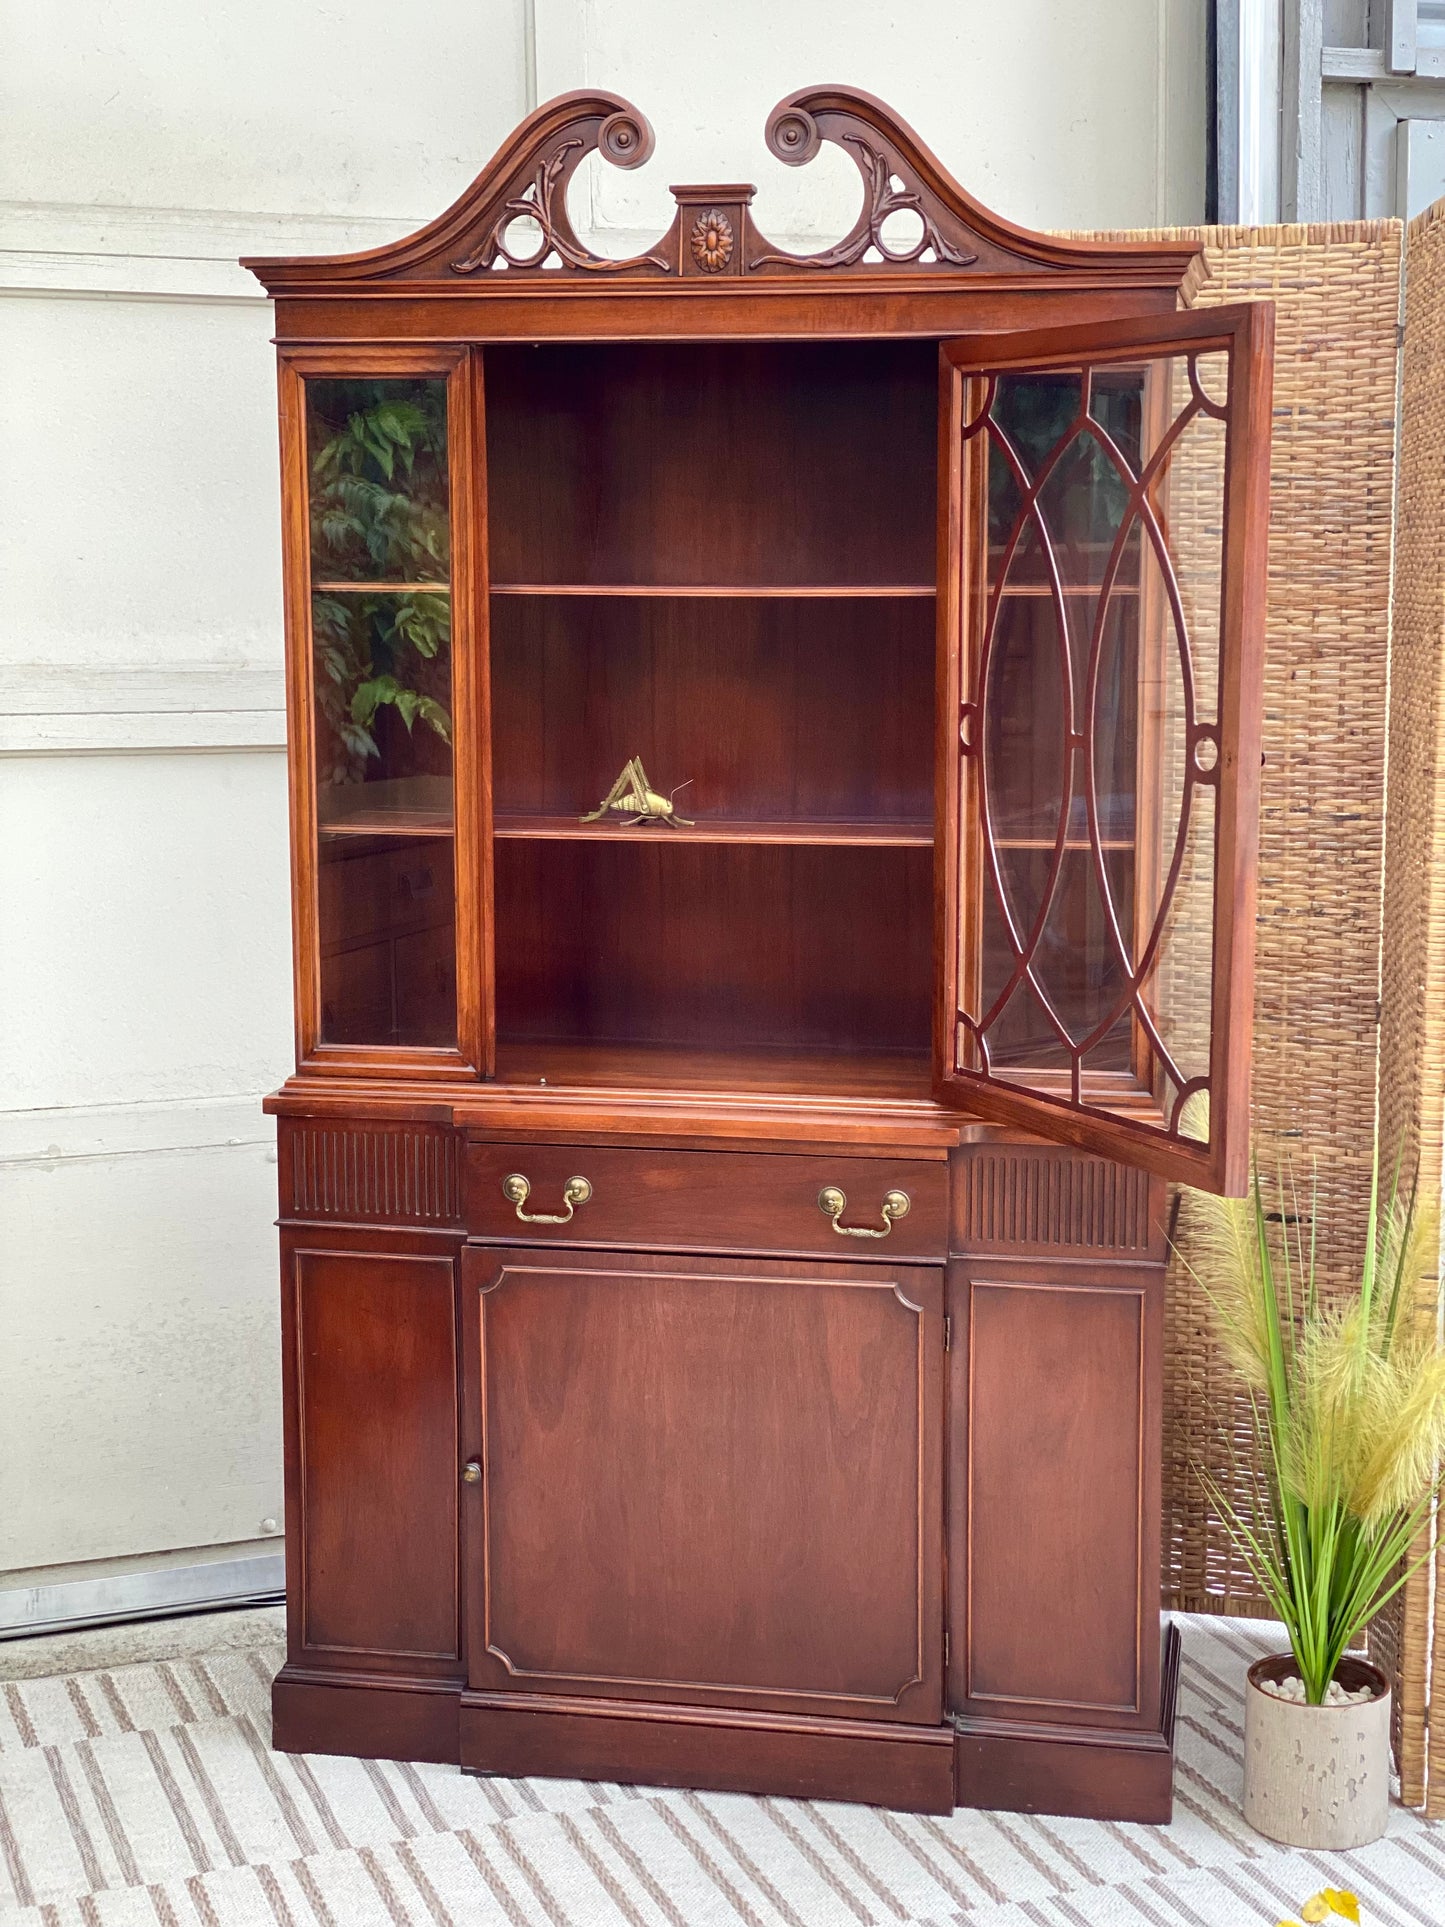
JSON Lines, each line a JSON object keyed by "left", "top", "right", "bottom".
{"left": 483, "top": 822, "right": 1128, "bottom": 851}
{"left": 983, "top": 582, "right": 1140, "bottom": 597}
{"left": 488, "top": 582, "right": 937, "bottom": 598}
{"left": 493, "top": 1037, "right": 934, "bottom": 1099}
{"left": 317, "top": 778, "right": 455, "bottom": 841}
{"left": 318, "top": 810, "right": 454, "bottom": 838}
{"left": 491, "top": 814, "right": 934, "bottom": 847}
{"left": 993, "top": 836, "right": 1135, "bottom": 851}
{"left": 312, "top": 580, "right": 450, "bottom": 594}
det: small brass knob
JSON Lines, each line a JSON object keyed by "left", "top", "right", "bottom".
{"left": 461, "top": 1459, "right": 482, "bottom": 1485}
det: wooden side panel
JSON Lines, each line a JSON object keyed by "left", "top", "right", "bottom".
{"left": 463, "top": 1246, "right": 943, "bottom": 1722}
{"left": 950, "top": 1256, "right": 1161, "bottom": 1728}
{"left": 288, "top": 1243, "right": 461, "bottom": 1667}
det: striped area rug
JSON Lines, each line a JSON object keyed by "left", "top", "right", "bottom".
{"left": 1, "top": 1617, "right": 1443, "bottom": 1927}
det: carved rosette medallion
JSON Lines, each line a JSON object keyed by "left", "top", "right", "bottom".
{"left": 690, "top": 208, "right": 735, "bottom": 273}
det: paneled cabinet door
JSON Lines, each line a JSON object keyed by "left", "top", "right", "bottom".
{"left": 282, "top": 1236, "right": 463, "bottom": 1673}
{"left": 947, "top": 1255, "right": 1162, "bottom": 1730}
{"left": 461, "top": 1247, "right": 944, "bottom": 1723}
{"left": 935, "top": 304, "right": 1274, "bottom": 1194}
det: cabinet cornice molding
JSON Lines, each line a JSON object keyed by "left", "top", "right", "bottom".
{"left": 242, "top": 87, "right": 1204, "bottom": 302}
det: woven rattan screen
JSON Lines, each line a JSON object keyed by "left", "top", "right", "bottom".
{"left": 1083, "top": 222, "right": 1415, "bottom": 1774}
{"left": 1383, "top": 203, "right": 1445, "bottom": 1814}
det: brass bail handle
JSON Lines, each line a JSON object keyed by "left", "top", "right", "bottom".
{"left": 818, "top": 1185, "right": 911, "bottom": 1239}
{"left": 502, "top": 1172, "right": 593, "bottom": 1224}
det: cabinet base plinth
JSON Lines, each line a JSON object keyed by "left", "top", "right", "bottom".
{"left": 272, "top": 1667, "right": 460, "bottom": 1766}
{"left": 460, "top": 1691, "right": 957, "bottom": 1812}
{"left": 952, "top": 1621, "right": 1182, "bottom": 1824}
{"left": 269, "top": 1643, "right": 1180, "bottom": 1824}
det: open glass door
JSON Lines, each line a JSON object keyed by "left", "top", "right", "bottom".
{"left": 935, "top": 304, "right": 1273, "bottom": 1193}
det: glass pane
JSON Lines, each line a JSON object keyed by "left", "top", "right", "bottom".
{"left": 308, "top": 378, "right": 449, "bottom": 583}
{"left": 306, "top": 377, "right": 456, "bottom": 1049}
{"left": 961, "top": 345, "right": 1231, "bottom": 1133}
{"left": 981, "top": 851, "right": 1135, "bottom": 1073}
{"left": 317, "top": 834, "right": 457, "bottom": 1048}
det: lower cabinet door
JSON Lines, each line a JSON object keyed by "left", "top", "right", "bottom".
{"left": 283, "top": 1236, "right": 463, "bottom": 1673}
{"left": 947, "top": 1255, "right": 1162, "bottom": 1729}
{"left": 462, "top": 1246, "right": 944, "bottom": 1723}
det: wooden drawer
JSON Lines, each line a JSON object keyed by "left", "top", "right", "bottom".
{"left": 465, "top": 1143, "right": 947, "bottom": 1260}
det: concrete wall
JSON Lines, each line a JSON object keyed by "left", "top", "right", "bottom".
{"left": 0, "top": 0, "right": 1207, "bottom": 1610}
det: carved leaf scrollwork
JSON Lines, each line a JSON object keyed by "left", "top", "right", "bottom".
{"left": 451, "top": 118, "right": 671, "bottom": 276}
{"left": 750, "top": 104, "right": 979, "bottom": 272}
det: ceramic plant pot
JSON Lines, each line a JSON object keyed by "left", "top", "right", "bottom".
{"left": 1243, "top": 1652, "right": 1391, "bottom": 1848}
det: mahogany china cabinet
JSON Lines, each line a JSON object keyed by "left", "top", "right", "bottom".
{"left": 245, "top": 88, "right": 1271, "bottom": 1821}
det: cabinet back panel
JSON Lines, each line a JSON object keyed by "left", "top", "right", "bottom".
{"left": 490, "top": 595, "right": 934, "bottom": 824}
{"left": 484, "top": 341, "right": 938, "bottom": 586}
{"left": 493, "top": 841, "right": 932, "bottom": 1056}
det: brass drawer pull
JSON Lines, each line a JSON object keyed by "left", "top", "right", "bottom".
{"left": 818, "top": 1186, "right": 910, "bottom": 1238}
{"left": 502, "top": 1172, "right": 592, "bottom": 1223}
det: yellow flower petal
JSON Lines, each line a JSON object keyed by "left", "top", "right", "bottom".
{"left": 1325, "top": 1894, "right": 1360, "bottom": 1924}
{"left": 1302, "top": 1900, "right": 1330, "bottom": 1924}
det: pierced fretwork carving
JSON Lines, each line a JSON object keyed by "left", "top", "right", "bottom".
{"left": 245, "top": 86, "right": 1203, "bottom": 296}
{"left": 450, "top": 103, "right": 672, "bottom": 276}
{"left": 750, "top": 101, "right": 978, "bottom": 272}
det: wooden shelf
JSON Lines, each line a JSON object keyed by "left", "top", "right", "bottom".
{"left": 317, "top": 779, "right": 456, "bottom": 840}
{"left": 493, "top": 814, "right": 934, "bottom": 848}
{"left": 319, "top": 810, "right": 454, "bottom": 838}
{"left": 993, "top": 836, "right": 1135, "bottom": 851}
{"left": 489, "top": 583, "right": 936, "bottom": 599}
{"left": 319, "top": 809, "right": 936, "bottom": 846}
{"left": 312, "top": 580, "right": 450, "bottom": 594}
{"left": 493, "top": 1037, "right": 934, "bottom": 1101}
{"left": 986, "top": 583, "right": 1140, "bottom": 597}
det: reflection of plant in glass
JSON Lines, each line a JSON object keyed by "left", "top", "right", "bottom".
{"left": 311, "top": 383, "right": 448, "bottom": 579}
{"left": 312, "top": 593, "right": 451, "bottom": 785}
{"left": 986, "top": 371, "right": 1142, "bottom": 551}
{"left": 308, "top": 381, "right": 452, "bottom": 783}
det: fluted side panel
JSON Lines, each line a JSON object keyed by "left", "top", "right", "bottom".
{"left": 284, "top": 1124, "right": 462, "bottom": 1225}
{"left": 956, "top": 1153, "right": 1154, "bottom": 1252}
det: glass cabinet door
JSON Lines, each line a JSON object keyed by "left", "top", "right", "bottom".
{"left": 936, "top": 304, "right": 1273, "bottom": 1193}
{"left": 285, "top": 355, "right": 481, "bottom": 1067}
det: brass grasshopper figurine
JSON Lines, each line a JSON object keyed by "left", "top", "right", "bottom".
{"left": 581, "top": 756, "right": 693, "bottom": 828}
